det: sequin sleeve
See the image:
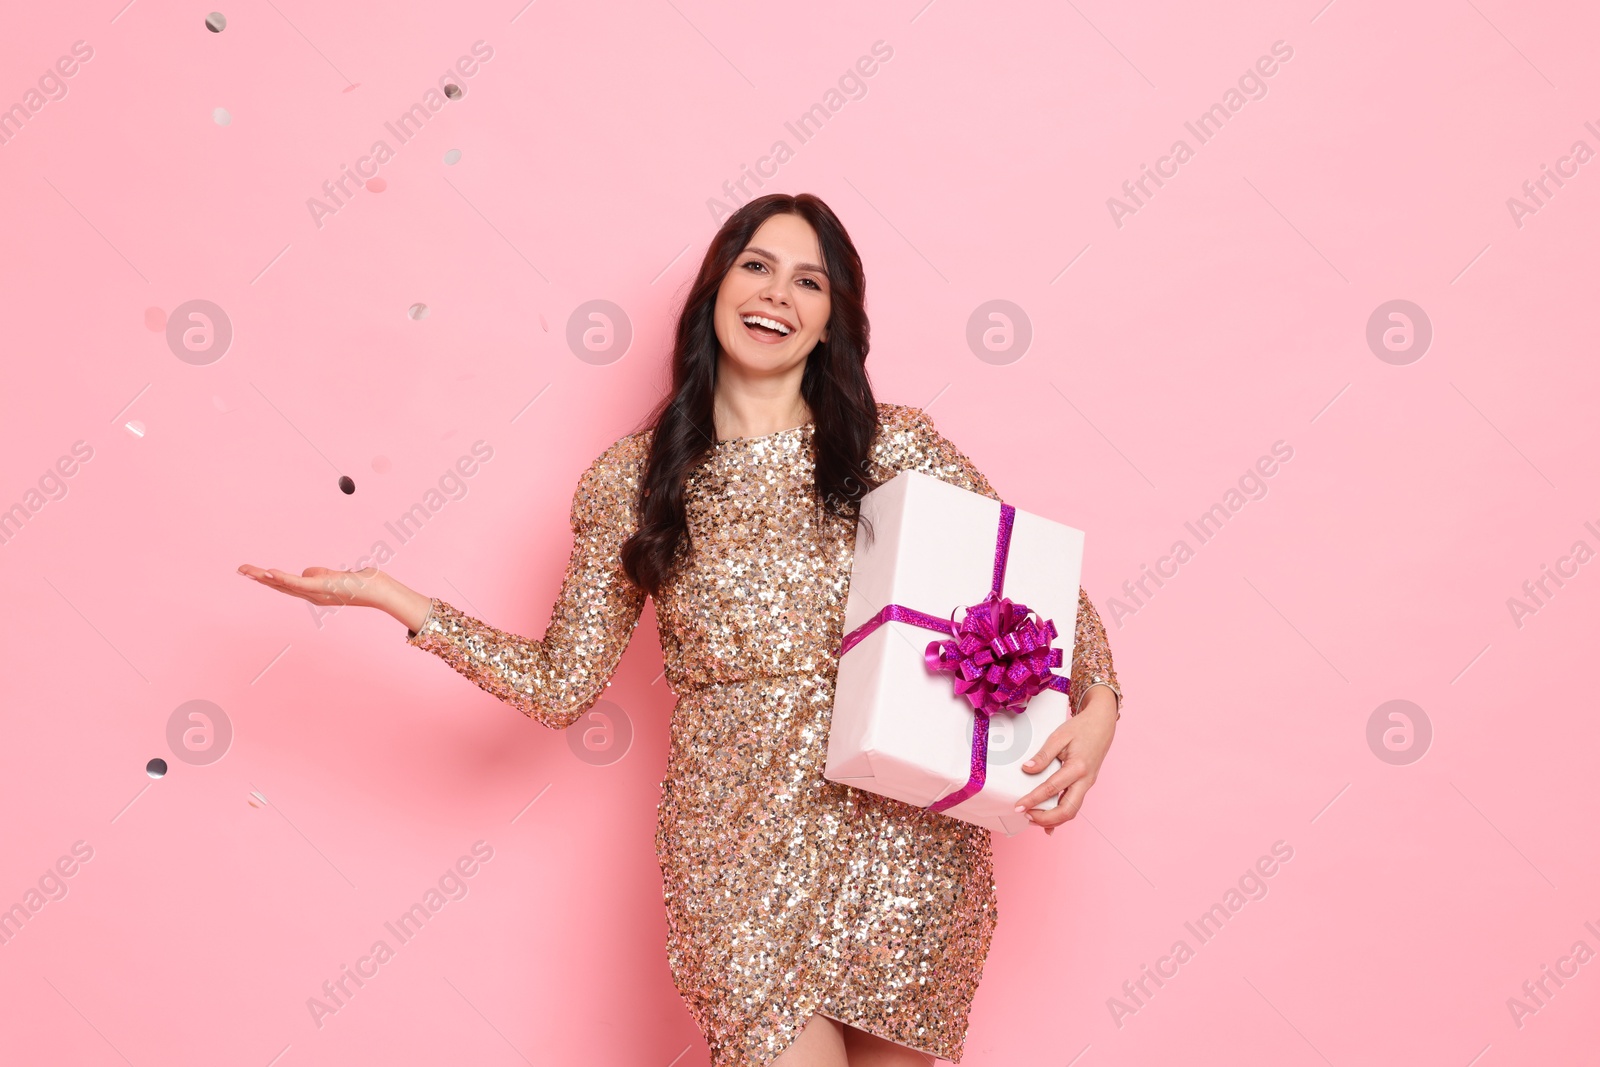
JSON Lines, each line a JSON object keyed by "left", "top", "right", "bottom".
{"left": 402, "top": 433, "right": 649, "bottom": 729}
{"left": 881, "top": 404, "right": 1123, "bottom": 718}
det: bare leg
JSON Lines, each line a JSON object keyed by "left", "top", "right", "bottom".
{"left": 842, "top": 1024, "right": 937, "bottom": 1067}
{"left": 771, "top": 1012, "right": 849, "bottom": 1067}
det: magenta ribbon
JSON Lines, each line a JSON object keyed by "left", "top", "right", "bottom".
{"left": 836, "top": 502, "right": 1070, "bottom": 813}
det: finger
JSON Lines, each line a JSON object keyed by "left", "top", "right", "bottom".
{"left": 1021, "top": 739, "right": 1064, "bottom": 777}
{"left": 255, "top": 569, "right": 338, "bottom": 602}
{"left": 1032, "top": 776, "right": 1094, "bottom": 829}
{"left": 239, "top": 564, "right": 297, "bottom": 585}
{"left": 1014, "top": 760, "right": 1083, "bottom": 816}
{"left": 1021, "top": 723, "right": 1076, "bottom": 776}
{"left": 239, "top": 565, "right": 294, "bottom": 589}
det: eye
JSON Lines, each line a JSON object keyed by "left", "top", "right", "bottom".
{"left": 742, "top": 260, "right": 825, "bottom": 291}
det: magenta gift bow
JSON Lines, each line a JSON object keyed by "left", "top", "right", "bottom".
{"left": 836, "top": 501, "right": 1071, "bottom": 814}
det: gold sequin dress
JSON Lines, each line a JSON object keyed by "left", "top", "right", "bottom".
{"left": 404, "top": 402, "right": 1121, "bottom": 1065}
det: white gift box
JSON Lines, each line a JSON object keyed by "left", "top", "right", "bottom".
{"left": 825, "top": 470, "right": 1085, "bottom": 836}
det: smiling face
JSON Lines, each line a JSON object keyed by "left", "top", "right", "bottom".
{"left": 713, "top": 212, "right": 832, "bottom": 380}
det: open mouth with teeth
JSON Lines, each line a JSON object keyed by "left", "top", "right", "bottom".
{"left": 741, "top": 313, "right": 793, "bottom": 343}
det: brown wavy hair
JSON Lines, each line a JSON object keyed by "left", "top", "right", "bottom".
{"left": 621, "top": 193, "right": 882, "bottom": 598}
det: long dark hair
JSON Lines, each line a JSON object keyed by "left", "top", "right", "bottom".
{"left": 621, "top": 193, "right": 882, "bottom": 598}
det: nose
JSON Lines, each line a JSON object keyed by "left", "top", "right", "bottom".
{"left": 759, "top": 272, "right": 793, "bottom": 305}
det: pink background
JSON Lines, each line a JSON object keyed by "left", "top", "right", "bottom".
{"left": 2, "top": 1, "right": 1596, "bottom": 1064}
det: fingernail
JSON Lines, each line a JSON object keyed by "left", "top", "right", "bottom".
{"left": 1014, "top": 804, "right": 1026, "bottom": 813}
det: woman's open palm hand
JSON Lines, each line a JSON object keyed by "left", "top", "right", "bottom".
{"left": 237, "top": 564, "right": 391, "bottom": 611}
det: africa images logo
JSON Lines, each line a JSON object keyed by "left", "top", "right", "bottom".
{"left": 306, "top": 41, "right": 495, "bottom": 229}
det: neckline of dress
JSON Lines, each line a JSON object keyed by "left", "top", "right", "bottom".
{"left": 712, "top": 420, "right": 814, "bottom": 448}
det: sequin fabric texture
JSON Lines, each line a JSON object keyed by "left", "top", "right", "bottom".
{"left": 405, "top": 402, "right": 1121, "bottom": 1065}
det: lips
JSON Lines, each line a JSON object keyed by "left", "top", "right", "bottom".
{"left": 743, "top": 322, "right": 786, "bottom": 344}
{"left": 741, "top": 313, "right": 794, "bottom": 345}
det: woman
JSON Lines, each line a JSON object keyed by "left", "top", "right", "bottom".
{"left": 239, "top": 193, "right": 1122, "bottom": 1067}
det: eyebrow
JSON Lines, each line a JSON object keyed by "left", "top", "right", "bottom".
{"left": 744, "top": 246, "right": 829, "bottom": 277}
